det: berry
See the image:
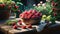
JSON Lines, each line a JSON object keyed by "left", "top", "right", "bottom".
{"left": 22, "top": 15, "right": 25, "bottom": 18}
{"left": 24, "top": 10, "right": 28, "bottom": 14}
{"left": 2, "top": 4, "right": 5, "bottom": 7}
{"left": 8, "top": 6, "right": 11, "bottom": 9}
{"left": 32, "top": 10, "right": 37, "bottom": 13}
{"left": 18, "top": 20, "right": 22, "bottom": 25}
{"left": 15, "top": 6, "right": 19, "bottom": 9}
{"left": 18, "top": 26, "right": 21, "bottom": 28}
{"left": 20, "top": 13, "right": 25, "bottom": 18}
{"left": 26, "top": 25, "right": 32, "bottom": 28}
{"left": 18, "top": 22, "right": 22, "bottom": 25}
{"left": 55, "top": 3, "right": 58, "bottom": 6}
{"left": 21, "top": 26, "right": 26, "bottom": 29}
{"left": 19, "top": 10, "right": 42, "bottom": 19}
{"left": 35, "top": 12, "right": 39, "bottom": 16}
{"left": 28, "top": 9, "right": 33, "bottom": 13}
{"left": 40, "top": 13, "right": 42, "bottom": 17}
{"left": 20, "top": 13, "right": 22, "bottom": 17}
{"left": 28, "top": 14, "right": 32, "bottom": 19}
{"left": 0, "top": 4, "right": 5, "bottom": 8}
{"left": 51, "top": 1, "right": 55, "bottom": 6}
{"left": 24, "top": 14, "right": 28, "bottom": 19}
{"left": 1, "top": 4, "right": 5, "bottom": 8}
{"left": 37, "top": 12, "right": 42, "bottom": 17}
{"left": 54, "top": 13, "right": 57, "bottom": 16}
{"left": 13, "top": 25, "right": 17, "bottom": 29}
{"left": 52, "top": 8, "right": 57, "bottom": 11}
{"left": 32, "top": 15, "right": 35, "bottom": 19}
{"left": 12, "top": 22, "right": 16, "bottom": 26}
{"left": 18, "top": 20, "right": 21, "bottom": 22}
{"left": 18, "top": 10, "right": 20, "bottom": 12}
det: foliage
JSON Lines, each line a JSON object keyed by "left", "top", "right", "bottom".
{"left": 5, "top": 19, "right": 18, "bottom": 25}
{"left": 33, "top": 0, "right": 57, "bottom": 23}
{"left": 34, "top": 1, "right": 52, "bottom": 15}
{"left": 0, "top": 0, "right": 22, "bottom": 19}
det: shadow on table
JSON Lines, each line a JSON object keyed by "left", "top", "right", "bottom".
{"left": 0, "top": 31, "right": 5, "bottom": 34}
{"left": 37, "top": 23, "right": 60, "bottom": 34}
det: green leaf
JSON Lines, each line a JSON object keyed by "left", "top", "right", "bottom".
{"left": 17, "top": 2, "right": 23, "bottom": 5}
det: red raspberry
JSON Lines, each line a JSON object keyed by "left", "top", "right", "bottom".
{"left": 51, "top": 1, "right": 55, "bottom": 6}
{"left": 2, "top": 4, "right": 5, "bottom": 6}
{"left": 27, "top": 14, "right": 32, "bottom": 19}
{"left": 32, "top": 10, "right": 37, "bottom": 14}
{"left": 37, "top": 12, "right": 42, "bottom": 17}
{"left": 23, "top": 10, "right": 28, "bottom": 14}
{"left": 20, "top": 13, "right": 22, "bottom": 17}
{"left": 18, "top": 20, "right": 22, "bottom": 25}
{"left": 1, "top": 4, "right": 5, "bottom": 8}
{"left": 20, "top": 13, "right": 25, "bottom": 18}
{"left": 28, "top": 9, "right": 33, "bottom": 13}
{"left": 13, "top": 25, "right": 17, "bottom": 29}
{"left": 0, "top": 4, "right": 5, "bottom": 8}
{"left": 12, "top": 22, "right": 16, "bottom": 26}
{"left": 26, "top": 24, "right": 32, "bottom": 28}
{"left": 15, "top": 6, "right": 19, "bottom": 9}
{"left": 21, "top": 26, "right": 26, "bottom": 29}
{"left": 18, "top": 22, "right": 22, "bottom": 25}
{"left": 32, "top": 15, "right": 35, "bottom": 19}
{"left": 54, "top": 13, "right": 57, "bottom": 16}
{"left": 18, "top": 10, "right": 20, "bottom": 12}
{"left": 35, "top": 12, "right": 39, "bottom": 16}
{"left": 24, "top": 14, "right": 28, "bottom": 19}
{"left": 8, "top": 6, "right": 11, "bottom": 9}
{"left": 18, "top": 20, "right": 21, "bottom": 22}
{"left": 52, "top": 8, "right": 57, "bottom": 11}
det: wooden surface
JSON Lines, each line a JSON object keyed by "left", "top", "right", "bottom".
{"left": 0, "top": 24, "right": 60, "bottom": 34}
{"left": 0, "top": 18, "right": 37, "bottom": 34}
{"left": 37, "top": 23, "right": 60, "bottom": 34}
{"left": 0, "top": 19, "right": 60, "bottom": 34}
{"left": 0, "top": 25, "right": 37, "bottom": 34}
{"left": 0, "top": 23, "right": 60, "bottom": 34}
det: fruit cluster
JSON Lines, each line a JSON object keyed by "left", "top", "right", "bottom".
{"left": 13, "top": 24, "right": 32, "bottom": 29}
{"left": 0, "top": 4, "right": 5, "bottom": 8}
{"left": 0, "top": 4, "right": 11, "bottom": 9}
{"left": 0, "top": 3, "right": 19, "bottom": 10}
{"left": 20, "top": 10, "right": 42, "bottom": 19}
{"left": 12, "top": 20, "right": 32, "bottom": 29}
{"left": 0, "top": 2, "right": 20, "bottom": 20}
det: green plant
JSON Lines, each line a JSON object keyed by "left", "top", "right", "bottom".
{"left": 34, "top": 1, "right": 52, "bottom": 15}
{"left": 33, "top": 0, "right": 58, "bottom": 23}
{"left": 0, "top": 0, "right": 21, "bottom": 20}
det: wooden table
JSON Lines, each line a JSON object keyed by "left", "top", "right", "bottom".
{"left": 0, "top": 19, "right": 60, "bottom": 34}
{"left": 0, "top": 18, "right": 37, "bottom": 34}
{"left": 0, "top": 25, "right": 37, "bottom": 34}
